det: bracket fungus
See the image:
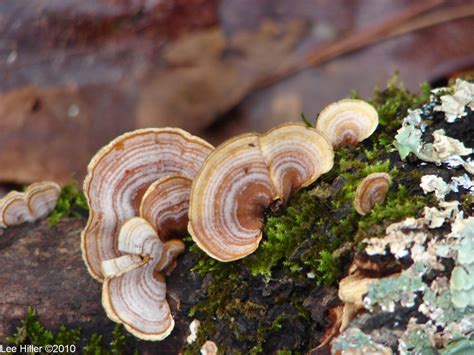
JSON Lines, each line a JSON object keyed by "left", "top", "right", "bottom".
{"left": 354, "top": 172, "right": 391, "bottom": 215}
{"left": 315, "top": 99, "right": 379, "bottom": 147}
{"left": 102, "top": 217, "right": 185, "bottom": 340}
{"left": 188, "top": 123, "right": 334, "bottom": 261}
{"left": 81, "top": 128, "right": 213, "bottom": 281}
{"left": 0, "top": 181, "right": 60, "bottom": 228}
{"left": 80, "top": 127, "right": 213, "bottom": 340}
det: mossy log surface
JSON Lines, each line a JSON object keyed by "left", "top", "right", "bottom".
{"left": 2, "top": 78, "right": 473, "bottom": 353}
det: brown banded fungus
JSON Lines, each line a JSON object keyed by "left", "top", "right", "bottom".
{"left": 316, "top": 99, "right": 379, "bottom": 147}
{"left": 188, "top": 123, "right": 334, "bottom": 261}
{"left": 354, "top": 172, "right": 391, "bottom": 215}
{"left": 81, "top": 128, "right": 213, "bottom": 281}
{"left": 102, "top": 217, "right": 184, "bottom": 340}
{"left": 0, "top": 181, "right": 60, "bottom": 228}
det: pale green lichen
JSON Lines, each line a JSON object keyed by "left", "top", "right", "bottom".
{"left": 360, "top": 208, "right": 474, "bottom": 351}
{"left": 420, "top": 175, "right": 452, "bottom": 201}
{"left": 394, "top": 126, "right": 473, "bottom": 165}
{"left": 394, "top": 79, "right": 474, "bottom": 176}
{"left": 364, "top": 263, "right": 428, "bottom": 312}
{"left": 435, "top": 79, "right": 474, "bottom": 122}
{"left": 331, "top": 328, "right": 391, "bottom": 354}
{"left": 394, "top": 124, "right": 429, "bottom": 161}
{"left": 440, "top": 337, "right": 474, "bottom": 355}
{"left": 420, "top": 288, "right": 468, "bottom": 327}
{"left": 398, "top": 318, "right": 437, "bottom": 354}
{"left": 449, "top": 216, "right": 474, "bottom": 309}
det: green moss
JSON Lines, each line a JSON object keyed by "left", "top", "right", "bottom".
{"left": 349, "top": 89, "right": 361, "bottom": 99}
{"left": 82, "top": 325, "right": 137, "bottom": 355}
{"left": 48, "top": 180, "right": 88, "bottom": 226}
{"left": 276, "top": 350, "right": 293, "bottom": 355}
{"left": 314, "top": 250, "right": 340, "bottom": 286}
{"left": 370, "top": 73, "right": 430, "bottom": 130}
{"left": 185, "top": 250, "right": 311, "bottom": 354}
{"left": 6, "top": 307, "right": 133, "bottom": 354}
{"left": 183, "top": 319, "right": 218, "bottom": 355}
{"left": 244, "top": 191, "right": 323, "bottom": 278}
{"left": 6, "top": 307, "right": 80, "bottom": 346}
{"left": 461, "top": 194, "right": 474, "bottom": 214}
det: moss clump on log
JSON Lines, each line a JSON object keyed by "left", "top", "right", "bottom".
{"left": 47, "top": 180, "right": 88, "bottom": 227}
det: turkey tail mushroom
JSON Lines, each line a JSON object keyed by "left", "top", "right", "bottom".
{"left": 316, "top": 99, "right": 379, "bottom": 148}
{"left": 188, "top": 123, "right": 334, "bottom": 261}
{"left": 354, "top": 172, "right": 391, "bottom": 215}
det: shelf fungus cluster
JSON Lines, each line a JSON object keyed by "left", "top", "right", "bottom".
{"left": 0, "top": 181, "right": 60, "bottom": 228}
{"left": 81, "top": 128, "right": 213, "bottom": 340}
{"left": 188, "top": 123, "right": 335, "bottom": 261}
{"left": 81, "top": 98, "right": 380, "bottom": 341}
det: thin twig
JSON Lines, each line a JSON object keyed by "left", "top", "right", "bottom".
{"left": 258, "top": 0, "right": 446, "bottom": 89}
{"left": 304, "top": 0, "right": 445, "bottom": 68}
{"left": 391, "top": 3, "right": 474, "bottom": 37}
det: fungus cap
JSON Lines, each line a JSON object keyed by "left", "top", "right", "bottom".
{"left": 140, "top": 174, "right": 192, "bottom": 241}
{"left": 260, "top": 124, "right": 335, "bottom": 201}
{"left": 102, "top": 217, "right": 184, "bottom": 340}
{"left": 316, "top": 99, "right": 379, "bottom": 147}
{"left": 0, "top": 181, "right": 60, "bottom": 228}
{"left": 354, "top": 172, "right": 391, "bottom": 215}
{"left": 188, "top": 123, "right": 334, "bottom": 261}
{"left": 82, "top": 128, "right": 213, "bottom": 281}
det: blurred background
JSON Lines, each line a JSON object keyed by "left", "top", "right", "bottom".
{"left": 1, "top": 0, "right": 474, "bottom": 190}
